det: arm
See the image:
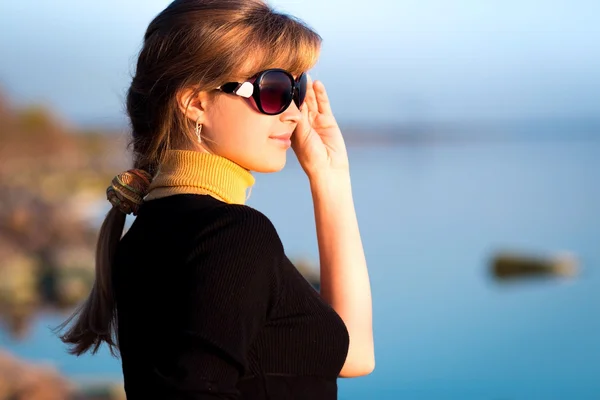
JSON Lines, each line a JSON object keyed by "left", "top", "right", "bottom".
{"left": 310, "top": 171, "right": 375, "bottom": 378}
{"left": 291, "top": 75, "right": 375, "bottom": 378}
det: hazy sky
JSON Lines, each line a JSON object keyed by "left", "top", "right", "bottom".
{"left": 0, "top": 0, "right": 599, "bottom": 127}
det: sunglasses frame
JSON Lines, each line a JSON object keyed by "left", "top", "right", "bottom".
{"left": 216, "top": 68, "right": 306, "bottom": 116}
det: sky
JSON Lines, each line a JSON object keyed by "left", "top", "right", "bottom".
{"left": 0, "top": 0, "right": 599, "bottom": 127}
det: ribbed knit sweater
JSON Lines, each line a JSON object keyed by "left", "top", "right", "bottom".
{"left": 113, "top": 150, "right": 350, "bottom": 399}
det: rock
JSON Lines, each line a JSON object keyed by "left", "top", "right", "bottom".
{"left": 290, "top": 257, "right": 320, "bottom": 291}
{"left": 0, "top": 350, "right": 76, "bottom": 400}
{"left": 490, "top": 250, "right": 579, "bottom": 281}
{"left": 0, "top": 351, "right": 129, "bottom": 400}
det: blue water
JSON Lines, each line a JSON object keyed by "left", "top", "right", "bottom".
{"left": 2, "top": 138, "right": 599, "bottom": 399}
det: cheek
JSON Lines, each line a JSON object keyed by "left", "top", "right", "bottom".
{"left": 209, "top": 98, "right": 273, "bottom": 149}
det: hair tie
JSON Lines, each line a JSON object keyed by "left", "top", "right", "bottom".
{"left": 106, "top": 169, "right": 153, "bottom": 216}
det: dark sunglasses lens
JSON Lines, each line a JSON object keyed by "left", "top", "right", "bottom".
{"left": 259, "top": 71, "right": 293, "bottom": 114}
{"left": 296, "top": 73, "right": 308, "bottom": 108}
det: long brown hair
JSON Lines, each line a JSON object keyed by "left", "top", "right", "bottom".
{"left": 56, "top": 0, "right": 321, "bottom": 356}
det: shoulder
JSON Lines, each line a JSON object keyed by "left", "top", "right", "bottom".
{"left": 187, "top": 202, "right": 284, "bottom": 264}
{"left": 208, "top": 203, "right": 281, "bottom": 242}
{"left": 210, "top": 203, "right": 278, "bottom": 231}
{"left": 150, "top": 194, "right": 282, "bottom": 251}
{"left": 185, "top": 204, "right": 284, "bottom": 302}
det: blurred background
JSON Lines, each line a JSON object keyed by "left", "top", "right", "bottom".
{"left": 0, "top": 0, "right": 599, "bottom": 399}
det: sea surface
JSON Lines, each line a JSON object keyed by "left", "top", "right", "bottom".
{"left": 2, "top": 137, "right": 599, "bottom": 399}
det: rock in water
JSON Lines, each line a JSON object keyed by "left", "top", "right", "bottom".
{"left": 490, "top": 251, "right": 579, "bottom": 281}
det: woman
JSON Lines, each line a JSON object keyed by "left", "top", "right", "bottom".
{"left": 58, "top": 0, "right": 374, "bottom": 398}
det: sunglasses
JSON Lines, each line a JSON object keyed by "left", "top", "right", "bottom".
{"left": 216, "top": 68, "right": 307, "bottom": 116}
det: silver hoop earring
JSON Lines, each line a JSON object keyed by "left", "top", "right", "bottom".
{"left": 195, "top": 118, "right": 202, "bottom": 144}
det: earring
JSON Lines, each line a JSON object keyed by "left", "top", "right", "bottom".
{"left": 195, "top": 117, "right": 202, "bottom": 144}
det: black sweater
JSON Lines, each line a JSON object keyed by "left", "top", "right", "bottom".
{"left": 113, "top": 194, "right": 350, "bottom": 399}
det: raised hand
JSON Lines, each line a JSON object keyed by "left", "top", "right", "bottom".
{"left": 291, "top": 75, "right": 349, "bottom": 180}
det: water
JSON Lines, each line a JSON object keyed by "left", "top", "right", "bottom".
{"left": 2, "top": 138, "right": 599, "bottom": 399}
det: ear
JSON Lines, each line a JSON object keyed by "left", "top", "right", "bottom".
{"left": 176, "top": 88, "right": 211, "bottom": 124}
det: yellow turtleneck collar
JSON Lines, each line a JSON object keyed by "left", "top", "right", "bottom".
{"left": 143, "top": 150, "right": 255, "bottom": 205}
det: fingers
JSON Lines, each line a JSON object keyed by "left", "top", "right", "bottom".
{"left": 303, "top": 74, "right": 318, "bottom": 115}
{"left": 313, "top": 81, "right": 332, "bottom": 115}
{"left": 302, "top": 75, "right": 331, "bottom": 117}
{"left": 293, "top": 89, "right": 313, "bottom": 145}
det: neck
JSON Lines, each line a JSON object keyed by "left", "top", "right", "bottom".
{"left": 144, "top": 150, "right": 255, "bottom": 205}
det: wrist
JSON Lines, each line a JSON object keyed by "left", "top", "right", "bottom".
{"left": 308, "top": 169, "right": 351, "bottom": 192}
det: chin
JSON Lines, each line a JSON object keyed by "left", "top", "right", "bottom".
{"left": 251, "top": 156, "right": 287, "bottom": 173}
{"left": 255, "top": 162, "right": 286, "bottom": 173}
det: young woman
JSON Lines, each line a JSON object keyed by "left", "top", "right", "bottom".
{"left": 58, "top": 0, "right": 374, "bottom": 398}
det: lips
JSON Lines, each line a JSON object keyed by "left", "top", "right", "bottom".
{"left": 270, "top": 133, "right": 293, "bottom": 148}
{"left": 270, "top": 133, "right": 293, "bottom": 140}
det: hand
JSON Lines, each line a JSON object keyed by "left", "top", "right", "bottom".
{"left": 291, "top": 75, "right": 349, "bottom": 180}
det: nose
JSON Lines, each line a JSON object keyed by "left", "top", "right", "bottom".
{"left": 279, "top": 101, "right": 302, "bottom": 124}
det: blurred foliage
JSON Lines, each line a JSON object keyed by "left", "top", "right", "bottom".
{"left": 0, "top": 92, "right": 131, "bottom": 398}
{"left": 0, "top": 91, "right": 128, "bottom": 338}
